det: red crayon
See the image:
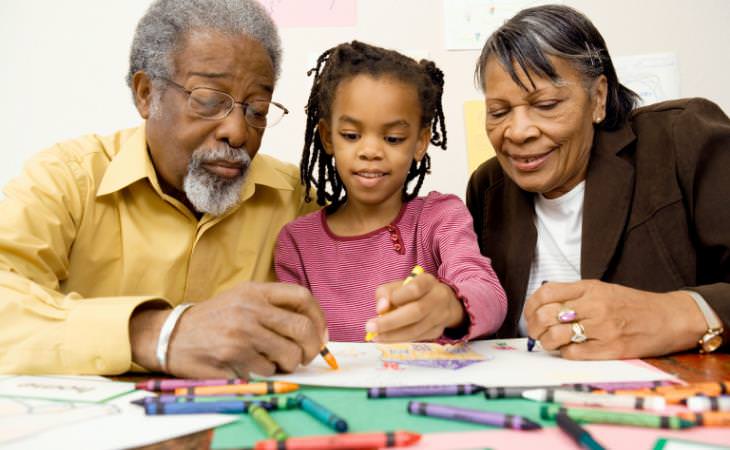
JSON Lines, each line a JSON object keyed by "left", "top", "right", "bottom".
{"left": 135, "top": 378, "right": 247, "bottom": 392}
{"left": 253, "top": 430, "right": 421, "bottom": 450}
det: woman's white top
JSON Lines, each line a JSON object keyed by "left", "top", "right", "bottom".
{"left": 518, "top": 181, "right": 585, "bottom": 336}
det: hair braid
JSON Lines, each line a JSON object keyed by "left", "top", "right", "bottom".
{"left": 300, "top": 41, "right": 448, "bottom": 210}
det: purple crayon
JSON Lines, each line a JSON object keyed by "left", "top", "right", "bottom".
{"left": 135, "top": 378, "right": 247, "bottom": 392}
{"left": 368, "top": 384, "right": 484, "bottom": 398}
{"left": 407, "top": 401, "right": 541, "bottom": 430}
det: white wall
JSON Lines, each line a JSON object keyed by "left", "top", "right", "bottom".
{"left": 2, "top": 0, "right": 729, "bottom": 197}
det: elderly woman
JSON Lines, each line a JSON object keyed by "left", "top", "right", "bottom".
{"left": 467, "top": 4, "right": 729, "bottom": 359}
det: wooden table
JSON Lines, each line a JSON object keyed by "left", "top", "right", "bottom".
{"left": 131, "top": 353, "right": 730, "bottom": 450}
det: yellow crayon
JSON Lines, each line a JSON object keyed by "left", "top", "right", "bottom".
{"left": 365, "top": 265, "right": 424, "bottom": 342}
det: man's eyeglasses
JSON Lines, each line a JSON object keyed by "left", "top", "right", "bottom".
{"left": 158, "top": 77, "right": 288, "bottom": 128}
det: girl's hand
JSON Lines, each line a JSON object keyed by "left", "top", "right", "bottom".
{"left": 523, "top": 280, "right": 707, "bottom": 359}
{"left": 366, "top": 272, "right": 465, "bottom": 342}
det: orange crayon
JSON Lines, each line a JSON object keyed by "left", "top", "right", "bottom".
{"left": 174, "top": 381, "right": 299, "bottom": 396}
{"left": 679, "top": 411, "right": 730, "bottom": 427}
{"left": 604, "top": 383, "right": 730, "bottom": 404}
{"left": 606, "top": 381, "right": 730, "bottom": 396}
{"left": 320, "top": 346, "right": 339, "bottom": 370}
{"left": 655, "top": 381, "right": 730, "bottom": 395}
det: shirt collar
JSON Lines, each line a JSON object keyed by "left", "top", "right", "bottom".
{"left": 97, "top": 124, "right": 161, "bottom": 197}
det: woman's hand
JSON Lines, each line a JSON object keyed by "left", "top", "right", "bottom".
{"left": 366, "top": 273, "right": 465, "bottom": 342}
{"left": 523, "top": 280, "right": 708, "bottom": 359}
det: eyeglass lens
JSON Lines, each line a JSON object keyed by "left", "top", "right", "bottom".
{"left": 187, "top": 88, "right": 285, "bottom": 127}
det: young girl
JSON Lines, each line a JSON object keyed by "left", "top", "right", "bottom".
{"left": 275, "top": 41, "right": 506, "bottom": 342}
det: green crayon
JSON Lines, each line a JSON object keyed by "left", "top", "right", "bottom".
{"left": 541, "top": 404, "right": 694, "bottom": 429}
{"left": 249, "top": 404, "right": 288, "bottom": 441}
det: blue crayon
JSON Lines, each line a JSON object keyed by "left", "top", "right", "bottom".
{"left": 133, "top": 394, "right": 260, "bottom": 405}
{"left": 527, "top": 337, "right": 536, "bottom": 352}
{"left": 293, "top": 394, "right": 348, "bottom": 432}
{"left": 527, "top": 280, "right": 549, "bottom": 352}
{"left": 143, "top": 399, "right": 271, "bottom": 415}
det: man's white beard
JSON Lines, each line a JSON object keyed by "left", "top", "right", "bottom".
{"left": 183, "top": 144, "right": 251, "bottom": 216}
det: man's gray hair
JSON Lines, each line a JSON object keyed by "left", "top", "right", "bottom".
{"left": 126, "top": 0, "right": 281, "bottom": 92}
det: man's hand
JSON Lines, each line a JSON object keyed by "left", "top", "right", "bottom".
{"left": 524, "top": 280, "right": 707, "bottom": 359}
{"left": 366, "top": 273, "right": 465, "bottom": 342}
{"left": 130, "top": 282, "right": 327, "bottom": 378}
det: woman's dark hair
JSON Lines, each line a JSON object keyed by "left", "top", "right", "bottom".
{"left": 301, "top": 40, "right": 447, "bottom": 210}
{"left": 474, "top": 4, "right": 639, "bottom": 130}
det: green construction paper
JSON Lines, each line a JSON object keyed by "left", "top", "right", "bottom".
{"left": 211, "top": 386, "right": 552, "bottom": 449}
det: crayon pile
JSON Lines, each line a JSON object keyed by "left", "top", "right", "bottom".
{"left": 134, "top": 378, "right": 421, "bottom": 449}
{"left": 132, "top": 377, "right": 730, "bottom": 448}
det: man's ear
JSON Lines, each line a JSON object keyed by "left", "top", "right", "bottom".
{"left": 318, "top": 119, "right": 334, "bottom": 155}
{"left": 414, "top": 127, "right": 431, "bottom": 162}
{"left": 132, "top": 71, "right": 154, "bottom": 119}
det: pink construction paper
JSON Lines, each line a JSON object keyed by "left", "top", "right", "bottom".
{"left": 260, "top": 0, "right": 356, "bottom": 27}
{"left": 396, "top": 426, "right": 730, "bottom": 449}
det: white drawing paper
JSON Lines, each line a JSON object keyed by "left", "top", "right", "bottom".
{"left": 0, "top": 389, "right": 235, "bottom": 450}
{"left": 0, "top": 375, "right": 134, "bottom": 403}
{"left": 264, "top": 339, "right": 677, "bottom": 388}
{"left": 614, "top": 52, "right": 681, "bottom": 106}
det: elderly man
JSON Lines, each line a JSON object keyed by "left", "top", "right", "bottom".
{"left": 0, "top": 0, "right": 326, "bottom": 378}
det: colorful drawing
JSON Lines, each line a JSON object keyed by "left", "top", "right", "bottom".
{"left": 377, "top": 342, "right": 488, "bottom": 369}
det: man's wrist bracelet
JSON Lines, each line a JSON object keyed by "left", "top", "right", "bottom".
{"left": 155, "top": 303, "right": 194, "bottom": 373}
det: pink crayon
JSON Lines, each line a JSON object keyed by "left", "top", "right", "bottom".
{"left": 135, "top": 378, "right": 247, "bottom": 392}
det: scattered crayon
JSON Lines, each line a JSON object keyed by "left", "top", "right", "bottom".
{"left": 143, "top": 399, "right": 269, "bottom": 415}
{"left": 407, "top": 401, "right": 541, "bottom": 430}
{"left": 135, "top": 378, "right": 247, "bottom": 392}
{"left": 585, "top": 380, "right": 676, "bottom": 391}
{"left": 522, "top": 388, "right": 666, "bottom": 411}
{"left": 556, "top": 411, "right": 606, "bottom": 450}
{"left": 678, "top": 411, "right": 730, "bottom": 427}
{"left": 606, "top": 381, "right": 730, "bottom": 397}
{"left": 540, "top": 405, "right": 694, "bottom": 429}
{"left": 686, "top": 395, "right": 730, "bottom": 412}
{"left": 249, "top": 404, "right": 288, "bottom": 441}
{"left": 175, "top": 381, "right": 299, "bottom": 396}
{"left": 253, "top": 430, "right": 421, "bottom": 449}
{"left": 483, "top": 384, "right": 592, "bottom": 399}
{"left": 654, "top": 381, "right": 730, "bottom": 395}
{"left": 368, "top": 384, "right": 485, "bottom": 398}
{"left": 291, "top": 394, "right": 348, "bottom": 432}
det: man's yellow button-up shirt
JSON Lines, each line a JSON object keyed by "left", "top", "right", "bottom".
{"left": 0, "top": 125, "right": 317, "bottom": 374}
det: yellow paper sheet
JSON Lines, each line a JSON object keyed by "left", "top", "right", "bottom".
{"left": 464, "top": 99, "right": 496, "bottom": 174}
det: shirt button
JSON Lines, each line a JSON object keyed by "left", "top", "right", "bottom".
{"left": 390, "top": 234, "right": 399, "bottom": 242}
{"left": 394, "top": 243, "right": 402, "bottom": 251}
